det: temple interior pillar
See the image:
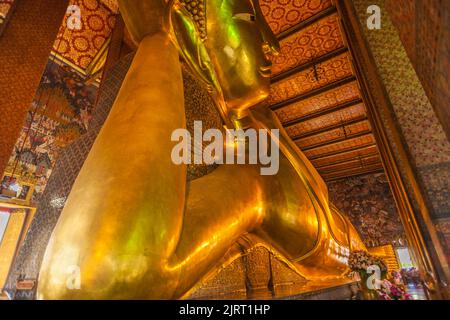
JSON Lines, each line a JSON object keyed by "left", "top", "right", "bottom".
{"left": 0, "top": 0, "right": 69, "bottom": 175}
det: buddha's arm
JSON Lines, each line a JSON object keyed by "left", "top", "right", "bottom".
{"left": 249, "top": 105, "right": 329, "bottom": 206}
{"left": 37, "top": 33, "right": 187, "bottom": 299}
{"left": 249, "top": 105, "right": 366, "bottom": 278}
{"left": 168, "top": 164, "right": 267, "bottom": 299}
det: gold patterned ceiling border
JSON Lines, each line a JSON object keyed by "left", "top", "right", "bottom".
{"left": 269, "top": 52, "right": 354, "bottom": 105}
{"left": 284, "top": 102, "right": 367, "bottom": 137}
{"left": 272, "top": 12, "right": 345, "bottom": 76}
{"left": 274, "top": 81, "right": 361, "bottom": 123}
{"left": 50, "top": 0, "right": 117, "bottom": 75}
{"left": 50, "top": 35, "right": 111, "bottom": 80}
{"left": 100, "top": 0, "right": 119, "bottom": 13}
{"left": 260, "top": 0, "right": 333, "bottom": 35}
{"left": 312, "top": 144, "right": 379, "bottom": 168}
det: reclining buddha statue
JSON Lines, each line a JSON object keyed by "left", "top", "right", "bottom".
{"left": 37, "top": 0, "right": 366, "bottom": 299}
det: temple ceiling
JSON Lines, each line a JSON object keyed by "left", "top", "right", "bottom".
{"left": 262, "top": 0, "right": 383, "bottom": 181}
{"left": 51, "top": 0, "right": 118, "bottom": 76}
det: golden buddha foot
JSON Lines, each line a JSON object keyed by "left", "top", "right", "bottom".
{"left": 37, "top": 0, "right": 365, "bottom": 299}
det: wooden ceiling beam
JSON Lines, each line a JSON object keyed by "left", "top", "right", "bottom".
{"left": 320, "top": 161, "right": 383, "bottom": 176}
{"left": 297, "top": 130, "right": 372, "bottom": 151}
{"left": 270, "top": 76, "right": 357, "bottom": 111}
{"left": 322, "top": 165, "right": 384, "bottom": 181}
{"left": 282, "top": 98, "right": 363, "bottom": 127}
{"left": 271, "top": 47, "right": 349, "bottom": 83}
{"left": 277, "top": 6, "right": 337, "bottom": 40}
{"left": 307, "top": 142, "right": 377, "bottom": 160}
{"left": 317, "top": 156, "right": 381, "bottom": 173}
{"left": 290, "top": 116, "right": 368, "bottom": 140}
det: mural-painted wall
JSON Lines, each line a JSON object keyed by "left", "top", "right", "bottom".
{"left": 352, "top": 0, "right": 450, "bottom": 265}
{"left": 2, "top": 60, "right": 98, "bottom": 204}
{"left": 328, "top": 173, "right": 406, "bottom": 248}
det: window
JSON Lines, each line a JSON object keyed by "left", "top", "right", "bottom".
{"left": 396, "top": 247, "right": 414, "bottom": 269}
{"left": 0, "top": 210, "right": 10, "bottom": 245}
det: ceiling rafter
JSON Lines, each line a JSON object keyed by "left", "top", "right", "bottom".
{"left": 263, "top": 1, "right": 384, "bottom": 181}
{"left": 291, "top": 116, "right": 368, "bottom": 140}
{"left": 282, "top": 98, "right": 363, "bottom": 127}
{"left": 298, "top": 130, "right": 373, "bottom": 151}
{"left": 322, "top": 165, "right": 384, "bottom": 181}
{"left": 277, "top": 5, "right": 337, "bottom": 40}
{"left": 314, "top": 151, "right": 380, "bottom": 169}
{"left": 317, "top": 155, "right": 381, "bottom": 172}
{"left": 307, "top": 142, "right": 377, "bottom": 161}
{"left": 270, "top": 76, "right": 357, "bottom": 111}
{"left": 271, "top": 47, "right": 349, "bottom": 84}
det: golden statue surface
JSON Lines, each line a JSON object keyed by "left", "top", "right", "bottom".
{"left": 37, "top": 0, "right": 366, "bottom": 299}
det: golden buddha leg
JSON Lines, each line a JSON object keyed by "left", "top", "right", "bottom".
{"left": 168, "top": 164, "right": 266, "bottom": 299}
{"left": 37, "top": 33, "right": 187, "bottom": 299}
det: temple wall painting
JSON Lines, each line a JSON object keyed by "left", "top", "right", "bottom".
{"left": 352, "top": 0, "right": 450, "bottom": 264}
{"left": 385, "top": 0, "right": 450, "bottom": 140}
{"left": 1, "top": 60, "right": 99, "bottom": 205}
{"left": 0, "top": 0, "right": 118, "bottom": 206}
{"left": 328, "top": 173, "right": 406, "bottom": 248}
{"left": 0, "top": 0, "right": 69, "bottom": 178}
{"left": 3, "top": 53, "right": 135, "bottom": 298}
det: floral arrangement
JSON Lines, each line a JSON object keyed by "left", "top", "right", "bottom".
{"left": 348, "top": 250, "right": 388, "bottom": 275}
{"left": 348, "top": 251, "right": 412, "bottom": 300}
{"left": 377, "top": 279, "right": 411, "bottom": 300}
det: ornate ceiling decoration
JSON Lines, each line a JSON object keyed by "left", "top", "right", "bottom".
{"left": 274, "top": 81, "right": 360, "bottom": 123}
{"left": 101, "top": 0, "right": 119, "bottom": 13}
{"left": 284, "top": 102, "right": 367, "bottom": 137}
{"left": 260, "top": 0, "right": 332, "bottom": 35}
{"left": 269, "top": 53, "right": 353, "bottom": 104}
{"left": 263, "top": 1, "right": 383, "bottom": 181}
{"left": 52, "top": 0, "right": 118, "bottom": 76}
{"left": 272, "top": 13, "right": 344, "bottom": 76}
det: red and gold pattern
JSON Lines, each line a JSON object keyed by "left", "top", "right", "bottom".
{"left": 260, "top": 0, "right": 332, "bottom": 35}
{"left": 311, "top": 144, "right": 379, "bottom": 168}
{"left": 260, "top": 1, "right": 384, "bottom": 180}
{"left": 319, "top": 154, "right": 380, "bottom": 173}
{"left": 304, "top": 133, "right": 375, "bottom": 159}
{"left": 272, "top": 13, "right": 344, "bottom": 75}
{"left": 285, "top": 103, "right": 366, "bottom": 137}
{"left": 296, "top": 120, "right": 371, "bottom": 148}
{"left": 100, "top": 0, "right": 118, "bottom": 13}
{"left": 53, "top": 0, "right": 116, "bottom": 71}
{"left": 269, "top": 53, "right": 354, "bottom": 104}
{"left": 274, "top": 81, "right": 360, "bottom": 123}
